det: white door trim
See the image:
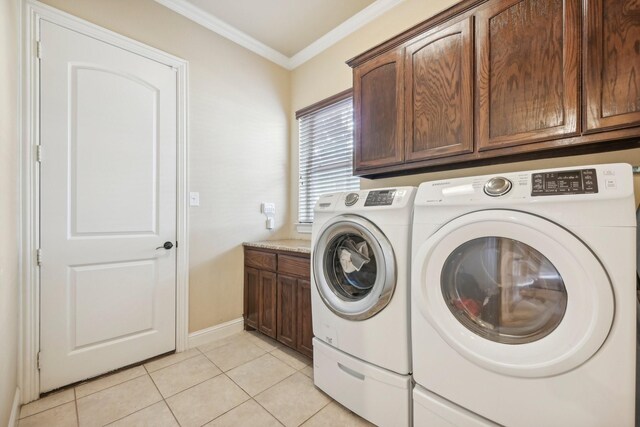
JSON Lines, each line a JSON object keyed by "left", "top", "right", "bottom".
{"left": 19, "top": 0, "right": 189, "bottom": 403}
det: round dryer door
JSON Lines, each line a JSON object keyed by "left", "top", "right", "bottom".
{"left": 413, "top": 210, "right": 614, "bottom": 378}
{"left": 313, "top": 215, "right": 396, "bottom": 320}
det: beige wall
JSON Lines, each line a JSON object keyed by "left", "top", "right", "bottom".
{"left": 40, "top": 0, "right": 292, "bottom": 332}
{"left": 289, "top": 0, "right": 640, "bottom": 225}
{"left": 0, "top": 0, "right": 20, "bottom": 423}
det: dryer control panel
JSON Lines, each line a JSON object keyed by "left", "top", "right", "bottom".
{"left": 414, "top": 163, "right": 632, "bottom": 207}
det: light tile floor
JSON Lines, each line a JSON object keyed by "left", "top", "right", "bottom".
{"left": 18, "top": 331, "right": 374, "bottom": 427}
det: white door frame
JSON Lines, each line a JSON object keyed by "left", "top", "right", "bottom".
{"left": 19, "top": 0, "right": 189, "bottom": 403}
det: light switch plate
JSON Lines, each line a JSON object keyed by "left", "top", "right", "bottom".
{"left": 190, "top": 192, "right": 200, "bottom": 207}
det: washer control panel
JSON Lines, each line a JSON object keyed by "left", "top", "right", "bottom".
{"left": 531, "top": 168, "right": 598, "bottom": 196}
{"left": 364, "top": 189, "right": 396, "bottom": 206}
{"left": 484, "top": 177, "right": 512, "bottom": 197}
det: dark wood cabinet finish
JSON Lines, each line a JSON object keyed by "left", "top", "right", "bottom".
{"left": 258, "top": 271, "right": 277, "bottom": 338}
{"left": 405, "top": 17, "right": 474, "bottom": 161}
{"left": 348, "top": 0, "right": 640, "bottom": 178}
{"left": 354, "top": 49, "right": 404, "bottom": 171}
{"left": 476, "top": 0, "right": 580, "bottom": 150}
{"left": 244, "top": 267, "right": 260, "bottom": 330}
{"left": 243, "top": 247, "right": 313, "bottom": 358}
{"left": 297, "top": 279, "right": 313, "bottom": 358}
{"left": 584, "top": 0, "right": 640, "bottom": 132}
{"left": 276, "top": 275, "right": 297, "bottom": 348}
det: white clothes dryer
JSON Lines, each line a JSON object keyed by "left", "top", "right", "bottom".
{"left": 411, "top": 164, "right": 636, "bottom": 427}
{"left": 311, "top": 187, "right": 416, "bottom": 427}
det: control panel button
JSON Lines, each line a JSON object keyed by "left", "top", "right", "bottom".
{"left": 345, "top": 193, "right": 359, "bottom": 206}
{"left": 484, "top": 177, "right": 512, "bottom": 197}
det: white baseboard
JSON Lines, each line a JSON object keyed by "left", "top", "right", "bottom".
{"left": 187, "top": 317, "right": 244, "bottom": 349}
{"left": 8, "top": 387, "right": 20, "bottom": 427}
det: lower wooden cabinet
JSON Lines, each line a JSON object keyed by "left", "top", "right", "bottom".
{"left": 244, "top": 246, "right": 313, "bottom": 358}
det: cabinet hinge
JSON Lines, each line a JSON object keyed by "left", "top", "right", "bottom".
{"left": 36, "top": 145, "right": 42, "bottom": 163}
{"left": 36, "top": 41, "right": 42, "bottom": 60}
{"left": 37, "top": 351, "right": 41, "bottom": 370}
{"left": 36, "top": 248, "right": 42, "bottom": 266}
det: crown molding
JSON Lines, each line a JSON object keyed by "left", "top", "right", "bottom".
{"left": 153, "top": 0, "right": 291, "bottom": 68}
{"left": 153, "top": 0, "right": 406, "bottom": 70}
{"left": 289, "top": 0, "right": 405, "bottom": 69}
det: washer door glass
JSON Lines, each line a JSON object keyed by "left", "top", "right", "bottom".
{"left": 441, "top": 237, "right": 567, "bottom": 344}
{"left": 314, "top": 215, "right": 396, "bottom": 320}
{"left": 324, "top": 233, "right": 378, "bottom": 300}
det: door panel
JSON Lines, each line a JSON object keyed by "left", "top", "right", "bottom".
{"left": 244, "top": 267, "right": 260, "bottom": 330}
{"left": 584, "top": 0, "right": 640, "bottom": 132}
{"left": 353, "top": 49, "right": 404, "bottom": 170}
{"left": 277, "top": 275, "right": 297, "bottom": 349}
{"left": 259, "top": 271, "right": 277, "bottom": 338}
{"left": 297, "top": 278, "right": 314, "bottom": 358}
{"left": 405, "top": 18, "right": 474, "bottom": 161}
{"left": 476, "top": 0, "right": 580, "bottom": 150}
{"left": 71, "top": 66, "right": 159, "bottom": 235}
{"left": 39, "top": 20, "right": 177, "bottom": 391}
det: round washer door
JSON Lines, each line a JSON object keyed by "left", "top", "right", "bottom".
{"left": 313, "top": 215, "right": 396, "bottom": 320}
{"left": 413, "top": 209, "right": 614, "bottom": 378}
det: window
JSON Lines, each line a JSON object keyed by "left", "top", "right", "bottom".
{"left": 297, "top": 90, "right": 359, "bottom": 224}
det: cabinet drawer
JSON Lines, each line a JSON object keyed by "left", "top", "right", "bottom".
{"left": 278, "top": 255, "right": 310, "bottom": 278}
{"left": 245, "top": 250, "right": 276, "bottom": 271}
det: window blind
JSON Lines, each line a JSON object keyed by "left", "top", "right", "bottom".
{"left": 298, "top": 95, "right": 359, "bottom": 223}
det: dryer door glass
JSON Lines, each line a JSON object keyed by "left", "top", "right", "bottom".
{"left": 313, "top": 216, "right": 396, "bottom": 320}
{"left": 441, "top": 237, "right": 567, "bottom": 344}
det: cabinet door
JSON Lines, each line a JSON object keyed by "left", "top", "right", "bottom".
{"left": 277, "top": 275, "right": 297, "bottom": 349}
{"left": 354, "top": 49, "right": 404, "bottom": 170}
{"left": 244, "top": 267, "right": 260, "bottom": 330}
{"left": 296, "top": 278, "right": 314, "bottom": 358}
{"left": 476, "top": 0, "right": 580, "bottom": 150}
{"left": 405, "top": 18, "right": 474, "bottom": 161}
{"left": 584, "top": 0, "right": 640, "bottom": 132}
{"left": 258, "top": 271, "right": 277, "bottom": 338}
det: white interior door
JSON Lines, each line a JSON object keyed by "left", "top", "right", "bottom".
{"left": 39, "top": 19, "right": 177, "bottom": 392}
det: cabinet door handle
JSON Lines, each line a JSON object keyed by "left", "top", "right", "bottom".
{"left": 338, "top": 363, "right": 365, "bottom": 381}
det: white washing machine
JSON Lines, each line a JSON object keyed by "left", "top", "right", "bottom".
{"left": 411, "top": 164, "right": 636, "bottom": 427}
{"left": 311, "top": 187, "right": 416, "bottom": 427}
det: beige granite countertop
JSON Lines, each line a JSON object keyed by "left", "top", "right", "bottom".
{"left": 243, "top": 239, "right": 311, "bottom": 254}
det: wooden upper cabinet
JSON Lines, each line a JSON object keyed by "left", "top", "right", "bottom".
{"left": 476, "top": 0, "right": 580, "bottom": 150}
{"left": 354, "top": 49, "right": 404, "bottom": 170}
{"left": 405, "top": 17, "right": 475, "bottom": 161}
{"left": 584, "top": 0, "right": 640, "bottom": 132}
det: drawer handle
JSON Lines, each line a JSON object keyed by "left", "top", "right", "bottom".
{"left": 338, "top": 363, "right": 365, "bottom": 381}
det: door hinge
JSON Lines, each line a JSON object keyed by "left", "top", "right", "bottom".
{"left": 36, "top": 41, "right": 42, "bottom": 59}
{"left": 36, "top": 145, "right": 42, "bottom": 163}
{"left": 36, "top": 248, "right": 42, "bottom": 266}
{"left": 37, "top": 351, "right": 41, "bottom": 370}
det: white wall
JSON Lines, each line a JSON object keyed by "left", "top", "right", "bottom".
{"left": 0, "top": 0, "right": 20, "bottom": 423}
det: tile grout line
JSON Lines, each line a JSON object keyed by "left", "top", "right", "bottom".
{"left": 146, "top": 370, "right": 183, "bottom": 427}
{"left": 195, "top": 373, "right": 252, "bottom": 427}
{"left": 296, "top": 399, "right": 333, "bottom": 426}
{"left": 250, "top": 396, "right": 286, "bottom": 427}
{"left": 73, "top": 388, "right": 80, "bottom": 427}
